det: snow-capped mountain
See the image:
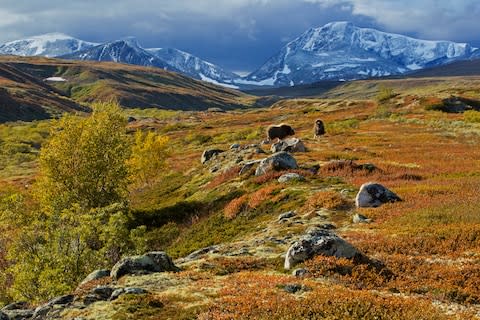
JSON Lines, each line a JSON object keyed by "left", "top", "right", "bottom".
{"left": 147, "top": 48, "right": 240, "bottom": 88}
{"left": 243, "top": 21, "right": 478, "bottom": 87}
{"left": 61, "top": 37, "right": 174, "bottom": 70}
{"left": 0, "top": 33, "right": 97, "bottom": 57}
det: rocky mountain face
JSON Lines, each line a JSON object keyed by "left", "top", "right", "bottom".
{"left": 2, "top": 24, "right": 479, "bottom": 89}
{"left": 243, "top": 21, "right": 478, "bottom": 87}
{"left": 147, "top": 48, "right": 240, "bottom": 88}
{"left": 0, "top": 33, "right": 97, "bottom": 58}
{"left": 61, "top": 38, "right": 174, "bottom": 70}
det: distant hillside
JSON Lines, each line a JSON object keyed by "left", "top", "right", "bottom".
{"left": 0, "top": 56, "right": 262, "bottom": 122}
{"left": 0, "top": 62, "right": 86, "bottom": 122}
{"left": 408, "top": 58, "right": 480, "bottom": 77}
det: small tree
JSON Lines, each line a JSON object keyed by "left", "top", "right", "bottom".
{"left": 128, "top": 130, "right": 170, "bottom": 187}
{"left": 36, "top": 102, "right": 131, "bottom": 212}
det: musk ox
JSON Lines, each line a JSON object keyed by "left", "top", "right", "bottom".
{"left": 314, "top": 119, "right": 325, "bottom": 138}
{"left": 266, "top": 124, "right": 295, "bottom": 142}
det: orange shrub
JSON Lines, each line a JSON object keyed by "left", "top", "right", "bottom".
{"left": 224, "top": 195, "right": 248, "bottom": 219}
{"left": 205, "top": 166, "right": 240, "bottom": 189}
{"left": 303, "top": 190, "right": 352, "bottom": 211}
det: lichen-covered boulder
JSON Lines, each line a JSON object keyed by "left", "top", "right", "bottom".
{"left": 79, "top": 269, "right": 110, "bottom": 286}
{"left": 255, "top": 151, "right": 298, "bottom": 176}
{"left": 278, "top": 173, "right": 305, "bottom": 183}
{"left": 355, "top": 182, "right": 401, "bottom": 208}
{"left": 284, "top": 228, "right": 364, "bottom": 270}
{"left": 110, "top": 251, "right": 178, "bottom": 280}
{"left": 271, "top": 138, "right": 306, "bottom": 153}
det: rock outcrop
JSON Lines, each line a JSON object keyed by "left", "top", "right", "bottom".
{"left": 284, "top": 228, "right": 364, "bottom": 269}
{"left": 255, "top": 151, "right": 298, "bottom": 176}
{"left": 355, "top": 182, "right": 401, "bottom": 208}
{"left": 110, "top": 251, "right": 179, "bottom": 280}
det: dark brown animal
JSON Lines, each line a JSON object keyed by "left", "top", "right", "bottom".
{"left": 267, "top": 124, "right": 295, "bottom": 142}
{"left": 314, "top": 119, "right": 325, "bottom": 138}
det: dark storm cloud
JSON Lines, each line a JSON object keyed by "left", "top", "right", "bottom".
{"left": 0, "top": 1, "right": 479, "bottom": 72}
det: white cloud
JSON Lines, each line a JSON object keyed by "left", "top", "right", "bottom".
{"left": 304, "top": 0, "right": 480, "bottom": 42}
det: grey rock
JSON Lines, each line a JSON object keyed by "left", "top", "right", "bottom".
{"left": 144, "top": 251, "right": 179, "bottom": 272}
{"left": 110, "top": 287, "right": 148, "bottom": 301}
{"left": 292, "top": 268, "right": 308, "bottom": 277}
{"left": 33, "top": 305, "right": 51, "bottom": 320}
{"left": 110, "top": 251, "right": 178, "bottom": 280}
{"left": 278, "top": 211, "right": 296, "bottom": 221}
{"left": 127, "top": 116, "right": 136, "bottom": 123}
{"left": 255, "top": 151, "right": 298, "bottom": 176}
{"left": 317, "top": 223, "right": 337, "bottom": 230}
{"left": 283, "top": 284, "right": 303, "bottom": 294}
{"left": 0, "top": 312, "right": 8, "bottom": 320}
{"left": 3, "top": 309, "right": 34, "bottom": 320}
{"left": 183, "top": 246, "right": 219, "bottom": 262}
{"left": 79, "top": 269, "right": 110, "bottom": 286}
{"left": 230, "top": 143, "right": 240, "bottom": 149}
{"left": 92, "top": 286, "right": 115, "bottom": 300}
{"left": 355, "top": 182, "right": 401, "bottom": 208}
{"left": 284, "top": 228, "right": 364, "bottom": 269}
{"left": 48, "top": 294, "right": 74, "bottom": 306}
{"left": 353, "top": 213, "right": 372, "bottom": 223}
{"left": 278, "top": 173, "right": 305, "bottom": 183}
{"left": 83, "top": 294, "right": 103, "bottom": 305}
{"left": 201, "top": 149, "right": 223, "bottom": 164}
{"left": 239, "top": 160, "right": 261, "bottom": 175}
{"left": 271, "top": 138, "right": 306, "bottom": 153}
{"left": 2, "top": 302, "right": 28, "bottom": 311}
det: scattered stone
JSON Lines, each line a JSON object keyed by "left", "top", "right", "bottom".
{"left": 278, "top": 173, "right": 305, "bottom": 183}
{"left": 92, "top": 286, "right": 115, "bottom": 300}
{"left": 278, "top": 211, "right": 296, "bottom": 221}
{"left": 292, "top": 268, "right": 308, "bottom": 278}
{"left": 284, "top": 228, "right": 364, "bottom": 269}
{"left": 2, "top": 302, "right": 28, "bottom": 311}
{"left": 230, "top": 143, "right": 240, "bottom": 149}
{"left": 255, "top": 151, "right": 298, "bottom": 176}
{"left": 83, "top": 294, "right": 104, "bottom": 306}
{"left": 271, "top": 138, "right": 306, "bottom": 153}
{"left": 79, "top": 269, "right": 110, "bottom": 286}
{"left": 182, "top": 245, "right": 219, "bottom": 262}
{"left": 355, "top": 182, "right": 401, "bottom": 208}
{"left": 353, "top": 213, "right": 372, "bottom": 224}
{"left": 110, "top": 251, "right": 178, "bottom": 280}
{"left": 144, "top": 251, "right": 179, "bottom": 272}
{"left": 4, "top": 309, "right": 34, "bottom": 320}
{"left": 283, "top": 284, "right": 303, "bottom": 294}
{"left": 110, "top": 287, "right": 148, "bottom": 301}
{"left": 239, "top": 160, "right": 261, "bottom": 175}
{"left": 201, "top": 149, "right": 223, "bottom": 164}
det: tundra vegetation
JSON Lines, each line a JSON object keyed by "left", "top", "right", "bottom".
{"left": 1, "top": 77, "right": 480, "bottom": 319}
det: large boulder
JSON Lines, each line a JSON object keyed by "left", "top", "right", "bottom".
{"left": 255, "top": 151, "right": 298, "bottom": 176}
{"left": 278, "top": 173, "right": 305, "bottom": 183}
{"left": 79, "top": 269, "right": 110, "bottom": 286}
{"left": 271, "top": 138, "right": 306, "bottom": 153}
{"left": 355, "top": 182, "right": 401, "bottom": 208}
{"left": 284, "top": 228, "right": 364, "bottom": 270}
{"left": 110, "top": 251, "right": 178, "bottom": 280}
{"left": 201, "top": 149, "right": 223, "bottom": 164}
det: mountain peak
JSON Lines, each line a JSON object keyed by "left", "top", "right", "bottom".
{"left": 245, "top": 22, "right": 477, "bottom": 86}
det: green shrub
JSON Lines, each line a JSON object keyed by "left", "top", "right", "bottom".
{"left": 464, "top": 110, "right": 480, "bottom": 123}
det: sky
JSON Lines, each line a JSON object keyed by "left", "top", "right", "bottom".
{"left": 1, "top": 0, "right": 479, "bottom": 73}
